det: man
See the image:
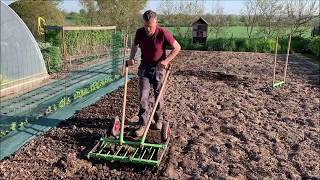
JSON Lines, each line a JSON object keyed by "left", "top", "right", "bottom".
{"left": 128, "top": 10, "right": 181, "bottom": 137}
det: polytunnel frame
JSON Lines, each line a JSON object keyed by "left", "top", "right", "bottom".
{"left": 0, "top": 1, "right": 49, "bottom": 99}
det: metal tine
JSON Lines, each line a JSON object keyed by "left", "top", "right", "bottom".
{"left": 131, "top": 147, "right": 140, "bottom": 159}
{"left": 140, "top": 147, "right": 148, "bottom": 159}
{"left": 106, "top": 150, "right": 111, "bottom": 156}
{"left": 145, "top": 147, "right": 152, "bottom": 160}
{"left": 149, "top": 148, "right": 156, "bottom": 160}
{"left": 139, "top": 147, "right": 145, "bottom": 159}
{"left": 123, "top": 147, "right": 130, "bottom": 158}
{"left": 98, "top": 142, "right": 109, "bottom": 154}
{"left": 114, "top": 146, "right": 123, "bottom": 156}
{"left": 146, "top": 147, "right": 152, "bottom": 159}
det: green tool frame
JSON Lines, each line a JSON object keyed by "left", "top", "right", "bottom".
{"left": 87, "top": 136, "right": 169, "bottom": 166}
{"left": 87, "top": 63, "right": 172, "bottom": 166}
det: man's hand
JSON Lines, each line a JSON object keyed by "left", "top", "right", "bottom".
{"left": 159, "top": 59, "right": 170, "bottom": 69}
{"left": 127, "top": 59, "right": 136, "bottom": 66}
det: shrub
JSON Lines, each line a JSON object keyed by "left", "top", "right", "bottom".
{"left": 175, "top": 35, "right": 313, "bottom": 55}
{"left": 191, "top": 43, "right": 207, "bottom": 51}
{"left": 45, "top": 29, "right": 61, "bottom": 47}
{"left": 291, "top": 36, "right": 311, "bottom": 53}
{"left": 39, "top": 43, "right": 62, "bottom": 74}
{"left": 235, "top": 38, "right": 250, "bottom": 52}
{"left": 309, "top": 36, "right": 320, "bottom": 57}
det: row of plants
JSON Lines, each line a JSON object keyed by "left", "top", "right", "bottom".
{"left": 0, "top": 74, "right": 120, "bottom": 138}
{"left": 41, "top": 30, "right": 118, "bottom": 74}
{"left": 0, "top": 118, "right": 29, "bottom": 138}
{"left": 45, "top": 29, "right": 113, "bottom": 56}
{"left": 175, "top": 35, "right": 320, "bottom": 56}
{"left": 44, "top": 74, "right": 120, "bottom": 115}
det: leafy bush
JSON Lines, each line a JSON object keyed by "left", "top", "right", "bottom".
{"left": 45, "top": 30, "right": 113, "bottom": 57}
{"left": 175, "top": 34, "right": 314, "bottom": 55}
{"left": 309, "top": 36, "right": 320, "bottom": 57}
{"left": 235, "top": 38, "right": 250, "bottom": 52}
{"left": 39, "top": 43, "right": 62, "bottom": 74}
{"left": 45, "top": 30, "right": 61, "bottom": 47}
{"left": 290, "top": 36, "right": 311, "bottom": 53}
{"left": 191, "top": 43, "right": 207, "bottom": 51}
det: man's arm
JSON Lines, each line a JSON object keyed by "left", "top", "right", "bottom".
{"left": 127, "top": 43, "right": 138, "bottom": 66}
{"left": 160, "top": 40, "right": 181, "bottom": 68}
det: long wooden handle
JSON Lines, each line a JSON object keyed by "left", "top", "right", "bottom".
{"left": 273, "top": 36, "right": 278, "bottom": 84}
{"left": 283, "top": 34, "right": 291, "bottom": 83}
{"left": 141, "top": 66, "right": 171, "bottom": 143}
{"left": 120, "top": 64, "right": 128, "bottom": 145}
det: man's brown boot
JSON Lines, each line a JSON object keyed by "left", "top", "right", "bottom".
{"left": 135, "top": 125, "right": 146, "bottom": 137}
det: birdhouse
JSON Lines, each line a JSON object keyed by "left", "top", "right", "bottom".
{"left": 192, "top": 17, "right": 208, "bottom": 45}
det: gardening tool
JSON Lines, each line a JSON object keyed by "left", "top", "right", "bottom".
{"left": 87, "top": 62, "right": 171, "bottom": 166}
{"left": 272, "top": 34, "right": 292, "bottom": 88}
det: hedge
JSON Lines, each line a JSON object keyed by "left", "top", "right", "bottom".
{"left": 174, "top": 36, "right": 315, "bottom": 55}
{"left": 309, "top": 36, "right": 320, "bottom": 57}
{"left": 39, "top": 42, "right": 62, "bottom": 74}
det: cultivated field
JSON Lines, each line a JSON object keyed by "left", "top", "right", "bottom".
{"left": 1, "top": 51, "right": 319, "bottom": 179}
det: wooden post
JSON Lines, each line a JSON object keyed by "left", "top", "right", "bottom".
{"left": 62, "top": 30, "right": 66, "bottom": 61}
{"left": 121, "top": 34, "right": 128, "bottom": 76}
{"left": 272, "top": 36, "right": 278, "bottom": 84}
{"left": 130, "top": 35, "right": 133, "bottom": 48}
{"left": 283, "top": 34, "right": 291, "bottom": 83}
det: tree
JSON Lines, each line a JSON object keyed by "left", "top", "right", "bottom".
{"left": 282, "top": 0, "right": 319, "bottom": 37}
{"left": 79, "top": 0, "right": 98, "bottom": 25}
{"left": 64, "top": 12, "right": 88, "bottom": 25}
{"left": 256, "top": 0, "right": 283, "bottom": 38}
{"left": 226, "top": 15, "right": 237, "bottom": 26}
{"left": 9, "top": 0, "right": 64, "bottom": 40}
{"left": 158, "top": 0, "right": 204, "bottom": 39}
{"left": 80, "top": 0, "right": 147, "bottom": 46}
{"left": 209, "top": 1, "right": 225, "bottom": 38}
{"left": 241, "top": 0, "right": 259, "bottom": 38}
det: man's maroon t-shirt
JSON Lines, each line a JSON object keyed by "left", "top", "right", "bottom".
{"left": 134, "top": 26, "right": 175, "bottom": 64}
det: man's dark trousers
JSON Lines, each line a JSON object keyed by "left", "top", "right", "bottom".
{"left": 138, "top": 62, "right": 166, "bottom": 126}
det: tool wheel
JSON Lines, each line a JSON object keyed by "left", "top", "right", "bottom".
{"left": 161, "top": 121, "right": 170, "bottom": 141}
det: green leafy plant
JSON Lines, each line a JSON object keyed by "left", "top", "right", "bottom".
{"left": 44, "top": 75, "right": 120, "bottom": 118}
{"left": 309, "top": 36, "right": 320, "bottom": 57}
{"left": 18, "top": 118, "right": 29, "bottom": 128}
{"left": 10, "top": 122, "right": 17, "bottom": 131}
{"left": 58, "top": 97, "right": 71, "bottom": 108}
{"left": 40, "top": 43, "right": 62, "bottom": 74}
{"left": 0, "top": 131, "right": 7, "bottom": 137}
{"left": 53, "top": 104, "right": 57, "bottom": 111}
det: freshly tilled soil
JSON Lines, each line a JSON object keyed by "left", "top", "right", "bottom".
{"left": 1, "top": 51, "right": 319, "bottom": 179}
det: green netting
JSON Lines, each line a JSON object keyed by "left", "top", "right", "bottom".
{"left": 0, "top": 76, "right": 135, "bottom": 159}
{"left": 112, "top": 32, "right": 121, "bottom": 77}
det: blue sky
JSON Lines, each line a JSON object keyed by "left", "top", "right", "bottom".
{"left": 2, "top": 0, "right": 245, "bottom": 15}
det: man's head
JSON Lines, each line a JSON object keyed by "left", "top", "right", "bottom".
{"left": 143, "top": 10, "right": 157, "bottom": 36}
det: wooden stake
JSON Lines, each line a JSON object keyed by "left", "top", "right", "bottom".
{"left": 273, "top": 36, "right": 279, "bottom": 84}
{"left": 283, "top": 34, "right": 291, "bottom": 83}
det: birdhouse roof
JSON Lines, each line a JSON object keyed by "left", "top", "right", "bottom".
{"left": 192, "top": 17, "right": 208, "bottom": 25}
